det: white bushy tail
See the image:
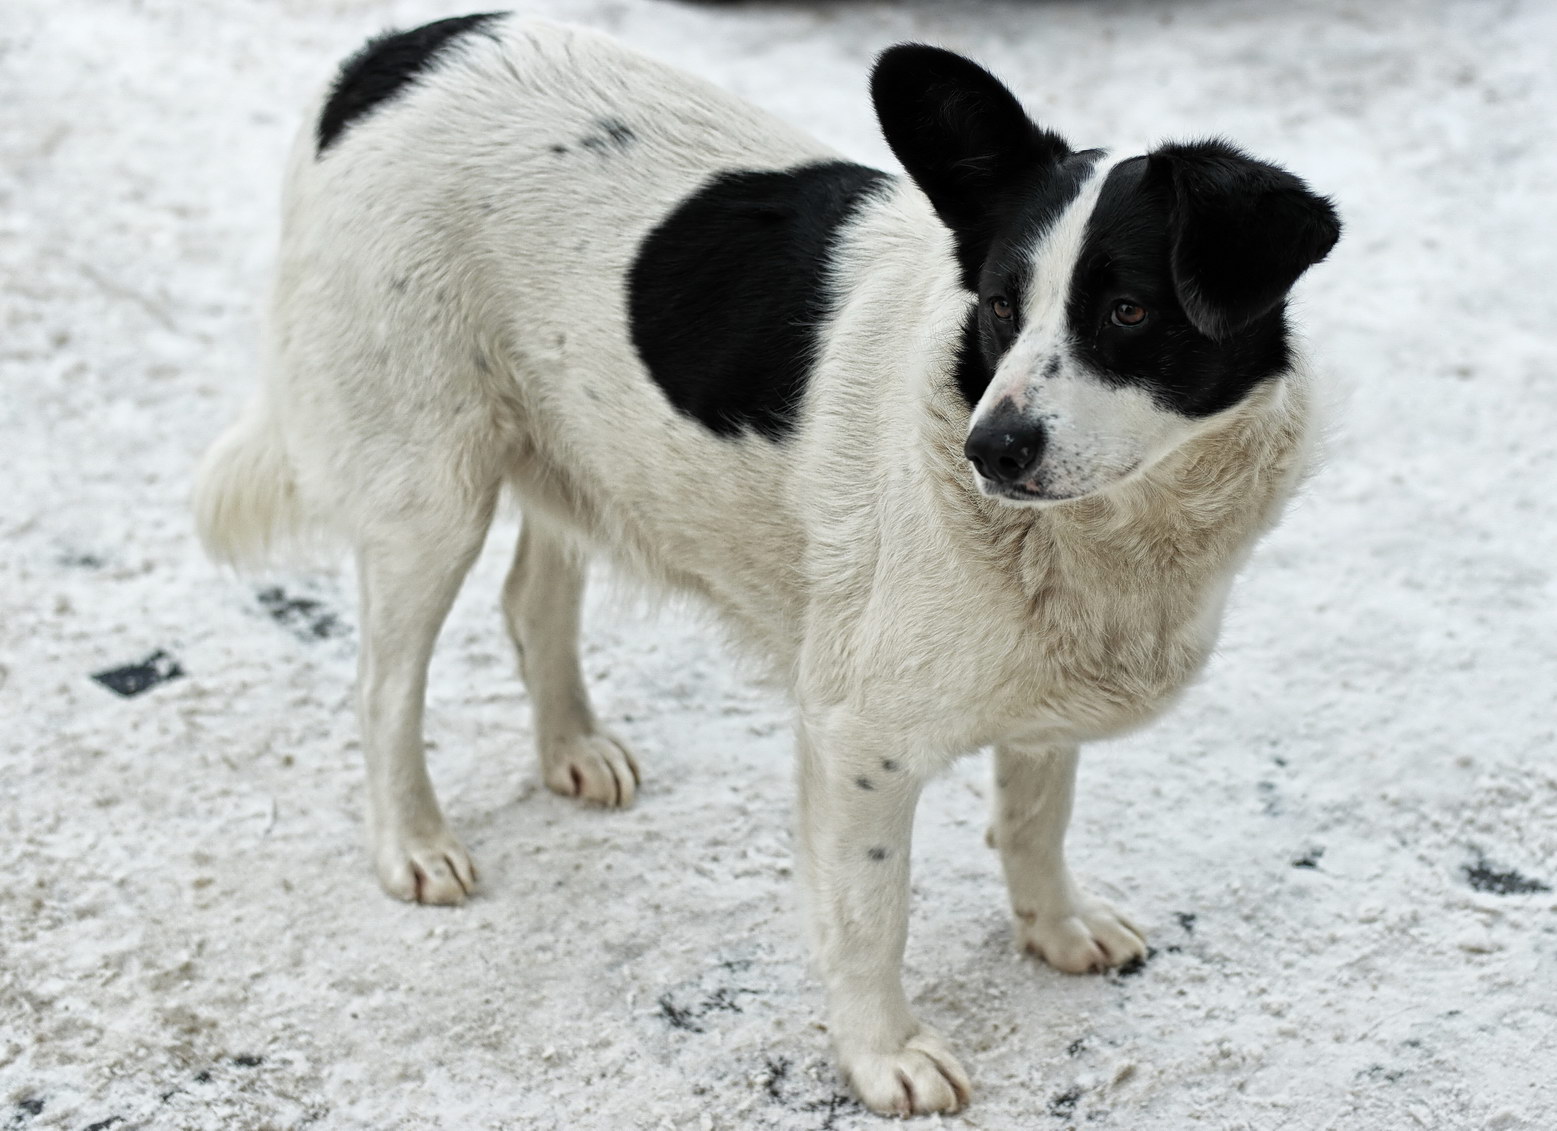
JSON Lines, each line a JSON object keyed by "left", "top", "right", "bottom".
{"left": 193, "top": 402, "right": 304, "bottom": 567}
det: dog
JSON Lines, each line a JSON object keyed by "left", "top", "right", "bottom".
{"left": 194, "top": 15, "right": 1339, "bottom": 1116}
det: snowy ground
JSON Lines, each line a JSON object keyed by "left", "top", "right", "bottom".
{"left": 3, "top": 0, "right": 1556, "bottom": 1128}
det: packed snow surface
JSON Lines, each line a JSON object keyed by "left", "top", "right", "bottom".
{"left": 2, "top": 1, "right": 1555, "bottom": 1128}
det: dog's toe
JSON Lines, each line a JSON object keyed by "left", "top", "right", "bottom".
{"left": 1017, "top": 898, "right": 1145, "bottom": 974}
{"left": 542, "top": 731, "right": 640, "bottom": 808}
{"left": 841, "top": 1029, "right": 972, "bottom": 1116}
{"left": 374, "top": 829, "right": 477, "bottom": 905}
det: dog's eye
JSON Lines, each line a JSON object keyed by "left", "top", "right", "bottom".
{"left": 1111, "top": 301, "right": 1147, "bottom": 327}
{"left": 990, "top": 296, "right": 1014, "bottom": 321}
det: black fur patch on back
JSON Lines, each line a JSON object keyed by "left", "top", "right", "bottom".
{"left": 628, "top": 161, "right": 888, "bottom": 439}
{"left": 316, "top": 12, "right": 505, "bottom": 156}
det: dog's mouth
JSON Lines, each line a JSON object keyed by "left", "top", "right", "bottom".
{"left": 972, "top": 475, "right": 1085, "bottom": 506}
{"left": 970, "top": 461, "right": 1144, "bottom": 506}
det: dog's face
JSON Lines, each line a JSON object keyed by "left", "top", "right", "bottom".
{"left": 873, "top": 47, "right": 1340, "bottom": 504}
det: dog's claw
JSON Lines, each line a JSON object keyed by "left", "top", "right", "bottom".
{"left": 543, "top": 731, "right": 640, "bottom": 808}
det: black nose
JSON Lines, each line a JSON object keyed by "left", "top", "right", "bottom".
{"left": 964, "top": 411, "right": 1046, "bottom": 485}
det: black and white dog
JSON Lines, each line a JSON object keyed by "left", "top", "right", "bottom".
{"left": 195, "top": 15, "right": 1339, "bottom": 1116}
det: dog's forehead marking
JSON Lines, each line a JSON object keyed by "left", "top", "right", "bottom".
{"left": 1017, "top": 155, "right": 1119, "bottom": 331}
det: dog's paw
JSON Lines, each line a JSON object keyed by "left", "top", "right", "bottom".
{"left": 542, "top": 731, "right": 640, "bottom": 808}
{"left": 840, "top": 1030, "right": 972, "bottom": 1117}
{"left": 1017, "top": 898, "right": 1146, "bottom": 973}
{"left": 373, "top": 828, "right": 477, "bottom": 905}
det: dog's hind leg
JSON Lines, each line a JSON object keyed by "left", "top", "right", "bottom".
{"left": 354, "top": 488, "right": 497, "bottom": 905}
{"left": 502, "top": 518, "right": 639, "bottom": 807}
{"left": 991, "top": 742, "right": 1147, "bottom": 972}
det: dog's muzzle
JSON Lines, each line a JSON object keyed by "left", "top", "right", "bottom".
{"left": 964, "top": 407, "right": 1046, "bottom": 488}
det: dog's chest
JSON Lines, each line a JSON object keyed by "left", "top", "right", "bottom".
{"left": 989, "top": 537, "right": 1233, "bottom": 742}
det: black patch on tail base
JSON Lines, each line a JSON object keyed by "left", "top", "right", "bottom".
{"left": 316, "top": 13, "right": 506, "bottom": 156}
{"left": 628, "top": 161, "right": 887, "bottom": 440}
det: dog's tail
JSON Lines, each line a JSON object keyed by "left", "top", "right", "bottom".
{"left": 193, "top": 400, "right": 306, "bottom": 567}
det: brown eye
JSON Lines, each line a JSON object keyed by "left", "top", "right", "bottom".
{"left": 1111, "top": 301, "right": 1147, "bottom": 327}
{"left": 990, "top": 296, "right": 1014, "bottom": 321}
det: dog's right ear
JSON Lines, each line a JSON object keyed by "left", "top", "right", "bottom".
{"left": 871, "top": 44, "right": 1069, "bottom": 289}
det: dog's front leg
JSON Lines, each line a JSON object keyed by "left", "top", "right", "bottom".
{"left": 992, "top": 742, "right": 1147, "bottom": 972}
{"left": 795, "top": 713, "right": 971, "bottom": 1116}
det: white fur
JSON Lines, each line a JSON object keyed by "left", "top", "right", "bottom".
{"left": 194, "top": 18, "right": 1315, "bottom": 1116}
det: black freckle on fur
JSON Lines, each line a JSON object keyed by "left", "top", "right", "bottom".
{"left": 390, "top": 276, "right": 408, "bottom": 292}
{"left": 867, "top": 847, "right": 888, "bottom": 861}
{"left": 1464, "top": 857, "right": 1551, "bottom": 895}
{"left": 317, "top": 13, "right": 504, "bottom": 155}
{"left": 579, "top": 118, "right": 636, "bottom": 155}
{"left": 1292, "top": 847, "right": 1325, "bottom": 869}
{"left": 1175, "top": 911, "right": 1197, "bottom": 934}
{"left": 1043, "top": 356, "right": 1060, "bottom": 379}
{"left": 549, "top": 143, "right": 568, "bottom": 154}
{"left": 854, "top": 776, "right": 874, "bottom": 790}
{"left": 193, "top": 1071, "right": 211, "bottom": 1084}
{"left": 1048, "top": 1087, "right": 1082, "bottom": 1117}
{"left": 1066, "top": 1038, "right": 1086, "bottom": 1057}
{"left": 881, "top": 759, "right": 899, "bottom": 771}
{"left": 232, "top": 1054, "right": 264, "bottom": 1068}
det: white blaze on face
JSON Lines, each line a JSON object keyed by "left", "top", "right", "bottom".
{"left": 967, "top": 156, "right": 1197, "bottom": 504}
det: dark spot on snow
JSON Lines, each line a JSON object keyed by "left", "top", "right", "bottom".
{"left": 1066, "top": 1038, "right": 1086, "bottom": 1057}
{"left": 15, "top": 1098, "right": 44, "bottom": 1118}
{"left": 84, "top": 1119, "right": 122, "bottom": 1131}
{"left": 193, "top": 1071, "right": 211, "bottom": 1084}
{"left": 1165, "top": 944, "right": 1183, "bottom": 954}
{"left": 881, "top": 759, "right": 898, "bottom": 771}
{"left": 1292, "top": 847, "right": 1325, "bottom": 869}
{"left": 802, "top": 1093, "right": 859, "bottom": 1130}
{"left": 659, "top": 996, "right": 701, "bottom": 1031}
{"left": 59, "top": 551, "right": 104, "bottom": 568}
{"left": 1116, "top": 947, "right": 1157, "bottom": 977}
{"left": 1464, "top": 857, "right": 1550, "bottom": 895}
{"left": 763, "top": 1055, "right": 790, "bottom": 1101}
{"left": 257, "top": 587, "right": 345, "bottom": 641}
{"left": 854, "top": 776, "right": 874, "bottom": 790}
{"left": 232, "top": 1054, "right": 264, "bottom": 1068}
{"left": 1361, "top": 1063, "right": 1405, "bottom": 1083}
{"left": 92, "top": 650, "right": 183, "bottom": 697}
{"left": 1273, "top": 755, "right": 1288, "bottom": 767}
{"left": 1175, "top": 911, "right": 1197, "bottom": 934}
{"left": 867, "top": 846, "right": 888, "bottom": 861}
{"left": 1256, "top": 780, "right": 1282, "bottom": 815}
{"left": 580, "top": 118, "right": 635, "bottom": 154}
{"left": 1049, "top": 1086, "right": 1082, "bottom": 1117}
{"left": 657, "top": 985, "right": 751, "bottom": 1033}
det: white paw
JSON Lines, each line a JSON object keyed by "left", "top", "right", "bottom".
{"left": 542, "top": 730, "right": 640, "bottom": 808}
{"left": 839, "top": 1029, "right": 972, "bottom": 1117}
{"left": 1016, "top": 898, "right": 1146, "bottom": 973}
{"left": 373, "top": 828, "right": 476, "bottom": 905}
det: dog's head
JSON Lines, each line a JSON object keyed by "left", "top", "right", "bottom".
{"left": 872, "top": 46, "right": 1341, "bottom": 504}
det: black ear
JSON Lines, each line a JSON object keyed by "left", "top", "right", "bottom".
{"left": 1148, "top": 140, "right": 1341, "bottom": 340}
{"left": 871, "top": 44, "right": 1069, "bottom": 289}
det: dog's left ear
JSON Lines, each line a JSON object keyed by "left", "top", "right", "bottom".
{"left": 1149, "top": 140, "right": 1341, "bottom": 341}
{"left": 872, "top": 44, "right": 1070, "bottom": 289}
